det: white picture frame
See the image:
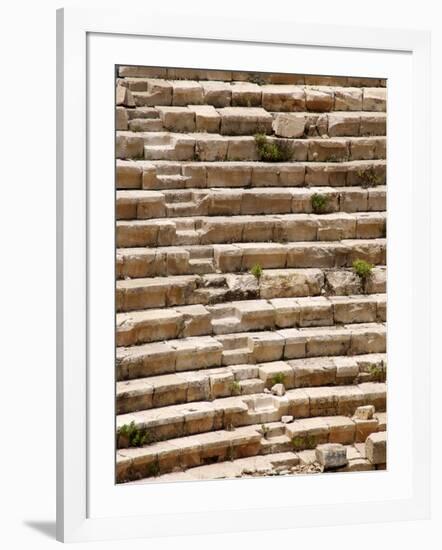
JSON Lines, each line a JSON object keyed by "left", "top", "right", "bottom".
{"left": 56, "top": 6, "right": 431, "bottom": 543}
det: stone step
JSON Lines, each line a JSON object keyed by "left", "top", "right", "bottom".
{"left": 117, "top": 238, "right": 386, "bottom": 278}
{"left": 116, "top": 269, "right": 386, "bottom": 312}
{"left": 116, "top": 159, "right": 386, "bottom": 190}
{"left": 117, "top": 353, "right": 386, "bottom": 413}
{"left": 117, "top": 78, "right": 386, "bottom": 111}
{"left": 116, "top": 383, "right": 386, "bottom": 446}
{"left": 116, "top": 186, "right": 386, "bottom": 220}
{"left": 119, "top": 106, "right": 386, "bottom": 137}
{"left": 116, "top": 284, "right": 385, "bottom": 339}
{"left": 116, "top": 131, "right": 386, "bottom": 162}
{"left": 116, "top": 404, "right": 386, "bottom": 481}
{"left": 116, "top": 212, "right": 386, "bottom": 248}
{"left": 117, "top": 66, "right": 386, "bottom": 88}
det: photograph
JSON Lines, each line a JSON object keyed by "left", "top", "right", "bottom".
{"left": 115, "top": 65, "right": 387, "bottom": 484}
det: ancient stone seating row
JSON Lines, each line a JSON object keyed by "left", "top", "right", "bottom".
{"left": 116, "top": 185, "right": 386, "bottom": 220}
{"left": 116, "top": 412, "right": 387, "bottom": 482}
{"left": 117, "top": 79, "right": 386, "bottom": 112}
{"left": 117, "top": 131, "right": 386, "bottom": 162}
{"left": 117, "top": 159, "right": 386, "bottom": 190}
{"left": 117, "top": 106, "right": 386, "bottom": 138}
{"left": 117, "top": 352, "right": 386, "bottom": 414}
{"left": 118, "top": 66, "right": 386, "bottom": 88}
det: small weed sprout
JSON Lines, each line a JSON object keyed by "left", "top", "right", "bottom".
{"left": 271, "top": 372, "right": 286, "bottom": 386}
{"left": 352, "top": 259, "right": 374, "bottom": 280}
{"left": 230, "top": 380, "right": 242, "bottom": 395}
{"left": 291, "top": 434, "right": 316, "bottom": 451}
{"left": 261, "top": 424, "right": 270, "bottom": 439}
{"left": 254, "top": 133, "right": 293, "bottom": 163}
{"left": 311, "top": 193, "right": 329, "bottom": 214}
{"left": 250, "top": 263, "right": 263, "bottom": 280}
{"left": 118, "top": 421, "right": 151, "bottom": 448}
{"left": 356, "top": 167, "right": 381, "bottom": 188}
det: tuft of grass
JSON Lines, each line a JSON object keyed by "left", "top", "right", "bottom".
{"left": 352, "top": 259, "right": 374, "bottom": 280}
{"left": 291, "top": 434, "right": 317, "bottom": 451}
{"left": 250, "top": 263, "right": 263, "bottom": 280}
{"left": 118, "top": 421, "right": 151, "bottom": 448}
{"left": 311, "top": 193, "right": 329, "bottom": 214}
{"left": 230, "top": 380, "right": 242, "bottom": 395}
{"left": 271, "top": 372, "right": 286, "bottom": 385}
{"left": 356, "top": 167, "right": 381, "bottom": 188}
{"left": 254, "top": 133, "right": 293, "bottom": 162}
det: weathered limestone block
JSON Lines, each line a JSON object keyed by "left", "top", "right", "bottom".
{"left": 344, "top": 238, "right": 386, "bottom": 265}
{"left": 219, "top": 107, "right": 273, "bottom": 135}
{"left": 234, "top": 300, "right": 275, "bottom": 331}
{"left": 305, "top": 88, "right": 334, "bottom": 112}
{"left": 362, "top": 88, "right": 387, "bottom": 111}
{"left": 116, "top": 341, "right": 176, "bottom": 380}
{"left": 261, "top": 85, "right": 306, "bottom": 112}
{"left": 360, "top": 113, "right": 386, "bottom": 136}
{"left": 260, "top": 269, "right": 324, "bottom": 299}
{"left": 325, "top": 270, "right": 362, "bottom": 296}
{"left": 188, "top": 105, "right": 220, "bottom": 133}
{"left": 156, "top": 106, "right": 195, "bottom": 132}
{"left": 116, "top": 132, "right": 145, "bottom": 159}
{"left": 365, "top": 267, "right": 387, "bottom": 294}
{"left": 201, "top": 81, "right": 232, "bottom": 107}
{"left": 285, "top": 388, "right": 310, "bottom": 418}
{"left": 304, "top": 326, "right": 351, "bottom": 357}
{"left": 278, "top": 328, "right": 307, "bottom": 359}
{"left": 340, "top": 188, "right": 368, "bottom": 212}
{"left": 116, "top": 107, "right": 129, "bottom": 130}
{"left": 354, "top": 405, "right": 375, "bottom": 420}
{"left": 119, "top": 66, "right": 167, "bottom": 78}
{"left": 367, "top": 188, "right": 386, "bottom": 211}
{"left": 206, "top": 163, "right": 251, "bottom": 187}
{"left": 298, "top": 295, "right": 334, "bottom": 326}
{"left": 132, "top": 80, "right": 172, "bottom": 106}
{"left": 286, "top": 242, "right": 345, "bottom": 269}
{"left": 352, "top": 418, "right": 379, "bottom": 443}
{"left": 171, "top": 80, "right": 204, "bottom": 105}
{"left": 269, "top": 298, "right": 300, "bottom": 329}
{"left": 227, "top": 136, "right": 260, "bottom": 161}
{"left": 350, "top": 138, "right": 376, "bottom": 160}
{"left": 289, "top": 357, "right": 336, "bottom": 388}
{"left": 249, "top": 331, "right": 285, "bottom": 363}
{"left": 278, "top": 165, "right": 306, "bottom": 186}
{"left": 116, "top": 308, "right": 183, "bottom": 346}
{"left": 171, "top": 336, "right": 223, "bottom": 371}
{"left": 213, "top": 244, "right": 242, "bottom": 272}
{"left": 116, "top": 160, "right": 142, "bottom": 189}
{"left": 355, "top": 213, "right": 386, "bottom": 239}
{"left": 272, "top": 113, "right": 306, "bottom": 138}
{"left": 128, "top": 118, "right": 163, "bottom": 132}
{"left": 324, "top": 416, "right": 356, "bottom": 445}
{"left": 334, "top": 88, "right": 363, "bottom": 111}
{"left": 116, "top": 85, "right": 135, "bottom": 107}
{"left": 308, "top": 139, "right": 350, "bottom": 162}
{"left": 287, "top": 417, "right": 329, "bottom": 449}
{"left": 330, "top": 295, "right": 377, "bottom": 323}
{"left": 273, "top": 214, "right": 317, "bottom": 243}
{"left": 200, "top": 217, "right": 243, "bottom": 245}
{"left": 258, "top": 361, "right": 295, "bottom": 389}
{"left": 195, "top": 135, "right": 228, "bottom": 161}
{"left": 305, "top": 164, "right": 347, "bottom": 187}
{"left": 250, "top": 165, "right": 279, "bottom": 186}
{"left": 231, "top": 82, "right": 262, "bottom": 106}
{"left": 365, "top": 431, "right": 387, "bottom": 464}
{"left": 317, "top": 213, "right": 356, "bottom": 241}
{"left": 238, "top": 243, "right": 287, "bottom": 270}
{"left": 333, "top": 356, "right": 359, "bottom": 385}
{"left": 315, "top": 443, "right": 348, "bottom": 469}
{"left": 176, "top": 304, "right": 211, "bottom": 337}
{"left": 348, "top": 324, "right": 386, "bottom": 355}
{"left": 241, "top": 189, "right": 292, "bottom": 215}
{"left": 327, "top": 113, "right": 361, "bottom": 137}
{"left": 334, "top": 386, "right": 365, "bottom": 415}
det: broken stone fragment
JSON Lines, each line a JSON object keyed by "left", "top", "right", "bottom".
{"left": 271, "top": 383, "right": 286, "bottom": 396}
{"left": 281, "top": 415, "right": 294, "bottom": 424}
{"left": 353, "top": 404, "right": 375, "bottom": 420}
{"left": 365, "top": 431, "right": 386, "bottom": 464}
{"left": 315, "top": 443, "right": 348, "bottom": 469}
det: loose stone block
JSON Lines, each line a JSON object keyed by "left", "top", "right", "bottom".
{"left": 272, "top": 113, "right": 306, "bottom": 138}
{"left": 315, "top": 443, "right": 348, "bottom": 469}
{"left": 365, "top": 431, "right": 387, "bottom": 464}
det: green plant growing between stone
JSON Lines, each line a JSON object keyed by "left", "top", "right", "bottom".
{"left": 230, "top": 380, "right": 242, "bottom": 395}
{"left": 291, "top": 434, "right": 317, "bottom": 451}
{"left": 271, "top": 372, "right": 286, "bottom": 386}
{"left": 250, "top": 263, "right": 263, "bottom": 280}
{"left": 356, "top": 166, "right": 381, "bottom": 188}
{"left": 368, "top": 362, "right": 387, "bottom": 382}
{"left": 352, "top": 259, "right": 374, "bottom": 280}
{"left": 254, "top": 133, "right": 293, "bottom": 162}
{"left": 118, "top": 421, "right": 151, "bottom": 448}
{"left": 311, "top": 193, "right": 329, "bottom": 214}
{"left": 261, "top": 424, "right": 270, "bottom": 439}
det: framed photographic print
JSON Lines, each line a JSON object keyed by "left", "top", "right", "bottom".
{"left": 57, "top": 6, "right": 431, "bottom": 542}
